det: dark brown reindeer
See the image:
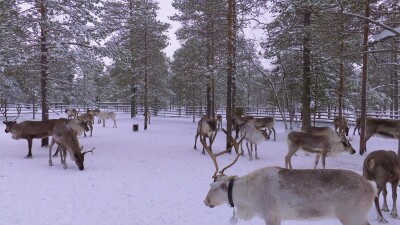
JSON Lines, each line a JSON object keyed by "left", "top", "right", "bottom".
{"left": 333, "top": 117, "right": 350, "bottom": 136}
{"left": 3, "top": 117, "right": 88, "bottom": 158}
{"left": 49, "top": 123, "right": 94, "bottom": 170}
{"left": 285, "top": 131, "right": 355, "bottom": 169}
{"left": 363, "top": 150, "right": 400, "bottom": 223}
{"left": 194, "top": 117, "right": 217, "bottom": 155}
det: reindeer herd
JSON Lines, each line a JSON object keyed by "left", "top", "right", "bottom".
{"left": 198, "top": 115, "right": 400, "bottom": 225}
{"left": 2, "top": 107, "right": 117, "bottom": 170}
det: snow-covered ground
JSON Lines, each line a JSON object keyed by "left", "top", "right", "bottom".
{"left": 0, "top": 114, "right": 399, "bottom": 225}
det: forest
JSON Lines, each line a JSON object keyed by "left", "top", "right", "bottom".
{"left": 0, "top": 0, "right": 399, "bottom": 129}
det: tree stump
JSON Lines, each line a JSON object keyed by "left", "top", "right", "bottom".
{"left": 132, "top": 124, "right": 139, "bottom": 132}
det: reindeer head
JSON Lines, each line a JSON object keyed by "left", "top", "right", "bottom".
{"left": 338, "top": 134, "right": 356, "bottom": 154}
{"left": 204, "top": 174, "right": 235, "bottom": 208}
{"left": 73, "top": 147, "right": 95, "bottom": 170}
{"left": 3, "top": 121, "right": 16, "bottom": 133}
{"left": 261, "top": 129, "right": 270, "bottom": 140}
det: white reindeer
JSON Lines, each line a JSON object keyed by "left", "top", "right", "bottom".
{"left": 97, "top": 111, "right": 117, "bottom": 128}
{"left": 239, "top": 123, "right": 270, "bottom": 160}
{"left": 204, "top": 167, "right": 376, "bottom": 225}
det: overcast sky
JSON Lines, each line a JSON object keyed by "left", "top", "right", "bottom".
{"left": 157, "top": 0, "right": 181, "bottom": 58}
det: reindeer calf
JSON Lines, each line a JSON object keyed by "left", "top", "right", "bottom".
{"left": 363, "top": 150, "right": 400, "bottom": 223}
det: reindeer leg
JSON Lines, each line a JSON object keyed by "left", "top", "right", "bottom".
{"left": 255, "top": 144, "right": 259, "bottom": 160}
{"left": 271, "top": 128, "right": 276, "bottom": 141}
{"left": 375, "top": 188, "right": 389, "bottom": 223}
{"left": 314, "top": 155, "right": 321, "bottom": 169}
{"left": 89, "top": 124, "right": 93, "bottom": 137}
{"left": 102, "top": 119, "right": 105, "bottom": 127}
{"left": 25, "top": 139, "right": 33, "bottom": 159}
{"left": 246, "top": 141, "right": 252, "bottom": 160}
{"left": 382, "top": 185, "right": 389, "bottom": 212}
{"left": 321, "top": 152, "right": 327, "bottom": 169}
{"left": 113, "top": 119, "right": 117, "bottom": 128}
{"left": 390, "top": 181, "right": 398, "bottom": 218}
{"left": 49, "top": 138, "right": 55, "bottom": 166}
{"left": 194, "top": 133, "right": 199, "bottom": 149}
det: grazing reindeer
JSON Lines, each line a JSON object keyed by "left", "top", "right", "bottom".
{"left": 285, "top": 131, "right": 355, "bottom": 169}
{"left": 97, "top": 111, "right": 117, "bottom": 128}
{"left": 246, "top": 117, "right": 276, "bottom": 141}
{"left": 77, "top": 113, "right": 94, "bottom": 137}
{"left": 239, "top": 123, "right": 270, "bottom": 160}
{"left": 363, "top": 150, "right": 400, "bottom": 223}
{"left": 215, "top": 114, "right": 222, "bottom": 131}
{"left": 49, "top": 123, "right": 94, "bottom": 170}
{"left": 65, "top": 108, "right": 78, "bottom": 119}
{"left": 204, "top": 167, "right": 376, "bottom": 225}
{"left": 3, "top": 118, "right": 88, "bottom": 158}
{"left": 333, "top": 117, "right": 350, "bottom": 136}
{"left": 194, "top": 117, "right": 217, "bottom": 155}
{"left": 232, "top": 116, "right": 254, "bottom": 139}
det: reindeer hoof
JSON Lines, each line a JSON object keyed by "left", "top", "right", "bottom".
{"left": 378, "top": 216, "right": 388, "bottom": 223}
{"left": 49, "top": 162, "right": 53, "bottom": 166}
{"left": 390, "top": 211, "right": 398, "bottom": 218}
{"left": 24, "top": 155, "right": 32, "bottom": 159}
{"left": 382, "top": 207, "right": 389, "bottom": 212}
{"left": 255, "top": 157, "right": 259, "bottom": 160}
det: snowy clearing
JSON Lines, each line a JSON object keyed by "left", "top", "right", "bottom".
{"left": 0, "top": 114, "right": 399, "bottom": 225}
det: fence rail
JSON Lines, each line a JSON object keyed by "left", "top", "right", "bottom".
{"left": 1, "top": 102, "right": 400, "bottom": 125}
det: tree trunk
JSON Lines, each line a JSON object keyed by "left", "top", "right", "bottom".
{"left": 129, "top": 0, "right": 136, "bottom": 118}
{"left": 360, "top": 1, "right": 370, "bottom": 155}
{"left": 226, "top": 0, "right": 236, "bottom": 150}
{"left": 39, "top": 0, "right": 49, "bottom": 147}
{"left": 301, "top": 7, "right": 312, "bottom": 127}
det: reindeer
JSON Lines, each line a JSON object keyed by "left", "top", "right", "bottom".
{"left": 49, "top": 122, "right": 94, "bottom": 170}
{"left": 354, "top": 117, "right": 361, "bottom": 135}
{"left": 65, "top": 108, "right": 78, "bottom": 119}
{"left": 333, "top": 117, "right": 350, "bottom": 136}
{"left": 363, "top": 150, "right": 400, "bottom": 223}
{"left": 300, "top": 126, "right": 342, "bottom": 141}
{"left": 239, "top": 123, "right": 270, "bottom": 160}
{"left": 203, "top": 130, "right": 375, "bottom": 225}
{"left": 87, "top": 108, "right": 101, "bottom": 124}
{"left": 3, "top": 117, "right": 88, "bottom": 158}
{"left": 246, "top": 117, "right": 276, "bottom": 141}
{"left": 77, "top": 113, "right": 94, "bottom": 137}
{"left": 285, "top": 131, "right": 355, "bottom": 169}
{"left": 204, "top": 167, "right": 376, "bottom": 225}
{"left": 97, "top": 111, "right": 117, "bottom": 128}
{"left": 232, "top": 116, "right": 254, "bottom": 139}
{"left": 362, "top": 118, "right": 400, "bottom": 153}
{"left": 194, "top": 117, "right": 217, "bottom": 155}
{"left": 214, "top": 114, "right": 222, "bottom": 131}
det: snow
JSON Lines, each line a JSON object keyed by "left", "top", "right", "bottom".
{"left": 371, "top": 26, "right": 400, "bottom": 42}
{"left": 0, "top": 114, "right": 398, "bottom": 225}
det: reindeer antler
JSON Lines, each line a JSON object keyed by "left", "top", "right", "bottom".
{"left": 202, "top": 128, "right": 245, "bottom": 179}
{"left": 82, "top": 147, "right": 95, "bottom": 155}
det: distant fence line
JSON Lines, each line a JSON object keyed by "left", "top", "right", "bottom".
{"left": 1, "top": 102, "right": 400, "bottom": 124}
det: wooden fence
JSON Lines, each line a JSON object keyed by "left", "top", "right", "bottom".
{"left": 1, "top": 102, "right": 400, "bottom": 125}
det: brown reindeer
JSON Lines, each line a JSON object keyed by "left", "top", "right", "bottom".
{"left": 77, "top": 113, "right": 94, "bottom": 137}
{"left": 285, "top": 131, "right": 355, "bottom": 169}
{"left": 3, "top": 118, "right": 88, "bottom": 158}
{"left": 194, "top": 117, "right": 217, "bottom": 155}
{"left": 49, "top": 123, "right": 94, "bottom": 170}
{"left": 363, "top": 118, "right": 400, "bottom": 153}
{"left": 87, "top": 108, "right": 101, "bottom": 124}
{"left": 363, "top": 150, "right": 400, "bottom": 223}
{"left": 333, "top": 117, "right": 349, "bottom": 136}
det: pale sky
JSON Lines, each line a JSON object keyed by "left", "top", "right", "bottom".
{"left": 157, "top": 0, "right": 181, "bottom": 58}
